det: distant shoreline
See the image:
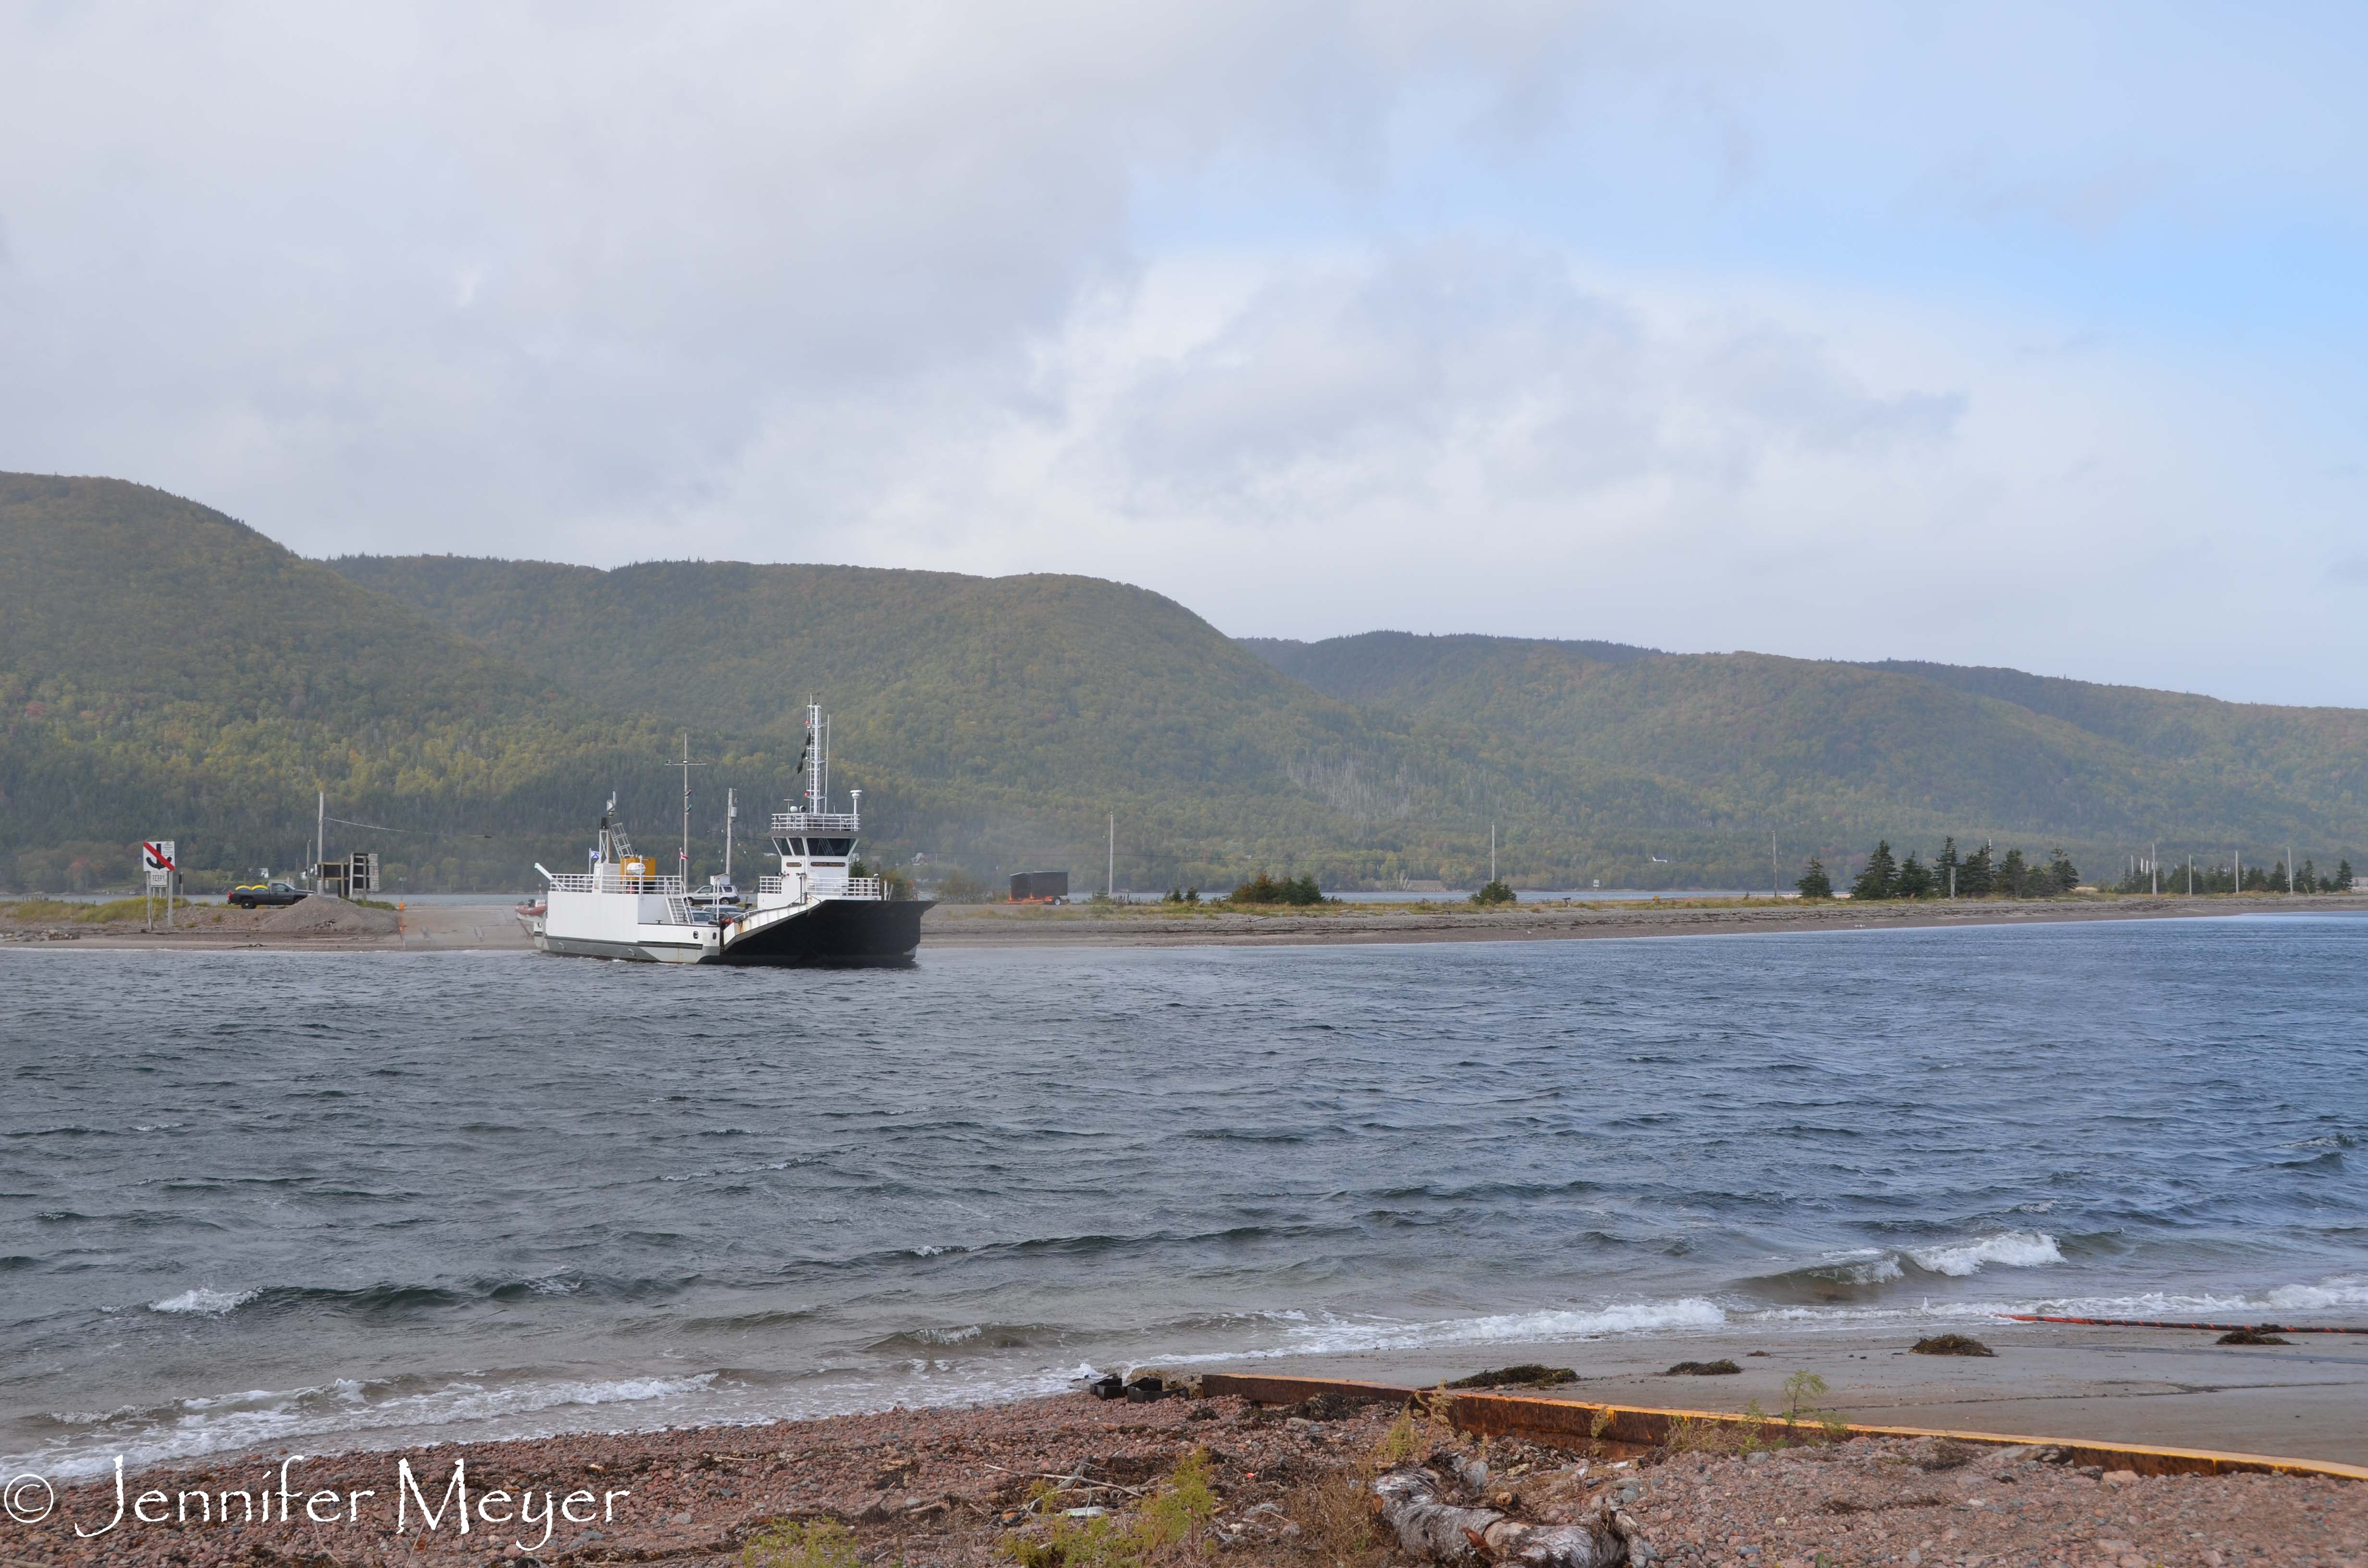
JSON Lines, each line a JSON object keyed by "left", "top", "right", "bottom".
{"left": 4, "top": 890, "right": 2360, "bottom": 955}
{"left": 917, "top": 889, "right": 2368, "bottom": 949}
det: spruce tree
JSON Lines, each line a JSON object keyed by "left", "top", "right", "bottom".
{"left": 2337, "top": 859, "right": 2355, "bottom": 892}
{"left": 1999, "top": 847, "right": 2028, "bottom": 895}
{"left": 1960, "top": 842, "right": 1995, "bottom": 896}
{"left": 1796, "top": 858, "right": 1834, "bottom": 899}
{"left": 1935, "top": 837, "right": 1961, "bottom": 897}
{"left": 1849, "top": 841, "right": 1898, "bottom": 901}
{"left": 1895, "top": 851, "right": 1935, "bottom": 899}
{"left": 2048, "top": 849, "right": 2079, "bottom": 893}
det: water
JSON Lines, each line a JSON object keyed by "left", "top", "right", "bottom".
{"left": 4, "top": 915, "right": 2364, "bottom": 1477}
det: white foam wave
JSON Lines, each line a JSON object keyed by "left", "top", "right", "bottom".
{"left": 1156, "top": 1298, "right": 1729, "bottom": 1361}
{"left": 1905, "top": 1231, "right": 2062, "bottom": 1277}
{"left": 148, "top": 1287, "right": 256, "bottom": 1315}
{"left": 16, "top": 1371, "right": 723, "bottom": 1478}
{"left": 2264, "top": 1277, "right": 2368, "bottom": 1311}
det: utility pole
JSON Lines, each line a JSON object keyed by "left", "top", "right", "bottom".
{"left": 665, "top": 734, "right": 707, "bottom": 889}
{"left": 2152, "top": 841, "right": 2158, "bottom": 896}
{"left": 724, "top": 788, "right": 736, "bottom": 882}
{"left": 1108, "top": 814, "right": 1115, "bottom": 901}
{"left": 1490, "top": 821, "right": 1497, "bottom": 885}
{"left": 1772, "top": 832, "right": 1777, "bottom": 897}
{"left": 317, "top": 790, "right": 326, "bottom": 894}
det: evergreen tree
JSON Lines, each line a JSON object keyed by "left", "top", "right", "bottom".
{"left": 1959, "top": 842, "right": 1995, "bottom": 896}
{"left": 2299, "top": 858, "right": 2319, "bottom": 894}
{"left": 2047, "top": 848, "right": 2079, "bottom": 893}
{"left": 1796, "top": 858, "right": 1833, "bottom": 899}
{"left": 2336, "top": 859, "right": 2356, "bottom": 892}
{"left": 1894, "top": 851, "right": 1935, "bottom": 899}
{"left": 1935, "top": 837, "right": 1961, "bottom": 897}
{"left": 1849, "top": 841, "right": 1898, "bottom": 900}
{"left": 1998, "top": 847, "right": 2028, "bottom": 896}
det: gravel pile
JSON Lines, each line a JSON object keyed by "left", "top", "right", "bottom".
{"left": 12, "top": 1392, "right": 2361, "bottom": 1567}
{"left": 258, "top": 895, "right": 398, "bottom": 935}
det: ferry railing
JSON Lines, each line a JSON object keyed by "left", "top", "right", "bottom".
{"left": 545, "top": 872, "right": 686, "bottom": 894}
{"left": 751, "top": 875, "right": 884, "bottom": 900}
{"left": 769, "top": 812, "right": 861, "bottom": 833}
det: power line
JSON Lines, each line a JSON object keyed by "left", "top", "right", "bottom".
{"left": 321, "top": 814, "right": 492, "bottom": 839}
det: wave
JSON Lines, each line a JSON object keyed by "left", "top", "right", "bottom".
{"left": 148, "top": 1287, "right": 257, "bottom": 1316}
{"left": 1181, "top": 1298, "right": 1729, "bottom": 1360}
{"left": 1740, "top": 1232, "right": 2062, "bottom": 1301}
{"left": 1904, "top": 1231, "right": 2064, "bottom": 1276}
{"left": 13, "top": 1371, "right": 723, "bottom": 1479}
{"left": 2264, "top": 1276, "right": 2368, "bottom": 1311}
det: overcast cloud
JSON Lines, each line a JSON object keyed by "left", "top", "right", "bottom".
{"left": 3, "top": 0, "right": 2364, "bottom": 702}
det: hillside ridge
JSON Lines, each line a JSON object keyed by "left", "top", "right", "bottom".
{"left": 4, "top": 473, "right": 2361, "bottom": 891}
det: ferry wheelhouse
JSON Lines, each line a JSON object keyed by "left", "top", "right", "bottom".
{"left": 526, "top": 704, "right": 927, "bottom": 965}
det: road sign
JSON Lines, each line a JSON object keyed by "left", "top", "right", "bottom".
{"left": 143, "top": 840, "right": 175, "bottom": 889}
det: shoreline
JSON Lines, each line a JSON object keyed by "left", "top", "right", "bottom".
{"left": 920, "top": 890, "right": 2368, "bottom": 949}
{"left": 8, "top": 1320, "right": 2364, "bottom": 1565}
{"left": 5, "top": 891, "right": 2360, "bottom": 956}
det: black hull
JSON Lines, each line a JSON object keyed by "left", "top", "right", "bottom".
{"left": 717, "top": 897, "right": 931, "bottom": 967}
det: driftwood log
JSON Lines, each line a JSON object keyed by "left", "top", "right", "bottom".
{"left": 1371, "top": 1458, "right": 1637, "bottom": 1568}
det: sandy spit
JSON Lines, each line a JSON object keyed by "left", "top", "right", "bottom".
{"left": 920, "top": 893, "right": 2368, "bottom": 950}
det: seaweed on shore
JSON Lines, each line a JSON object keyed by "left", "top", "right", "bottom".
{"left": 1662, "top": 1360, "right": 1742, "bottom": 1376}
{"left": 2218, "top": 1327, "right": 2291, "bottom": 1345}
{"left": 1445, "top": 1364, "right": 1579, "bottom": 1388}
{"left": 1911, "top": 1334, "right": 1996, "bottom": 1357}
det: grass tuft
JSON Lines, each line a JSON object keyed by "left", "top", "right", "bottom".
{"left": 741, "top": 1519, "right": 860, "bottom": 1568}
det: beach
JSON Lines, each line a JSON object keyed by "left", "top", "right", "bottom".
{"left": 8, "top": 1326, "right": 2367, "bottom": 1568}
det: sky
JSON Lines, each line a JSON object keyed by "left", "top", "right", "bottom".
{"left": 3, "top": 1, "right": 2365, "bottom": 704}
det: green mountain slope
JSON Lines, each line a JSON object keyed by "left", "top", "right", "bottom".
{"left": 10, "top": 472, "right": 2360, "bottom": 894}
{"left": 1248, "top": 631, "right": 2368, "bottom": 880}
{"left": 1864, "top": 659, "right": 2368, "bottom": 819}
{"left": 327, "top": 555, "right": 1644, "bottom": 889}
{"left": 0, "top": 475, "right": 673, "bottom": 889}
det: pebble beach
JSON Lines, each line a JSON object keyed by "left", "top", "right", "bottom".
{"left": 9, "top": 1387, "right": 2365, "bottom": 1568}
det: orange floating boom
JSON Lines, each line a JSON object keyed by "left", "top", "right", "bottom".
{"left": 2003, "top": 1314, "right": 2368, "bottom": 1334}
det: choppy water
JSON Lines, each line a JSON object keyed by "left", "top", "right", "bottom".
{"left": 4, "top": 914, "right": 2364, "bottom": 1477}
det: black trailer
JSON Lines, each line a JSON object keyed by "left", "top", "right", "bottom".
{"left": 1009, "top": 870, "right": 1069, "bottom": 903}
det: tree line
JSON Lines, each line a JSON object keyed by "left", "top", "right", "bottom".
{"left": 1797, "top": 838, "right": 2076, "bottom": 900}
{"left": 2111, "top": 856, "right": 2353, "bottom": 894}
{"left": 1801, "top": 839, "right": 2357, "bottom": 900}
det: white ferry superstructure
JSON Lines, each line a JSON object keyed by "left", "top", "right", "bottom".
{"left": 524, "top": 703, "right": 928, "bottom": 965}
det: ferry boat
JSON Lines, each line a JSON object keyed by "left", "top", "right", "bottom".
{"left": 525, "top": 705, "right": 928, "bottom": 965}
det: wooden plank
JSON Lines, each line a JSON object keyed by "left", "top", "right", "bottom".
{"left": 1196, "top": 1372, "right": 2368, "bottom": 1483}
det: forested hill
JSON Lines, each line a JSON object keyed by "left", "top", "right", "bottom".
{"left": 1244, "top": 632, "right": 2368, "bottom": 871}
{"left": 321, "top": 555, "right": 1520, "bottom": 884}
{"left": 0, "top": 476, "right": 678, "bottom": 888}
{"left": 6, "top": 472, "right": 2363, "bottom": 892}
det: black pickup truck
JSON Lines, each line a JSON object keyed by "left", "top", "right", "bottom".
{"left": 229, "top": 880, "right": 308, "bottom": 909}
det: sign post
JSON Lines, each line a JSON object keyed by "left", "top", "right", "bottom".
{"left": 142, "top": 840, "right": 176, "bottom": 931}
